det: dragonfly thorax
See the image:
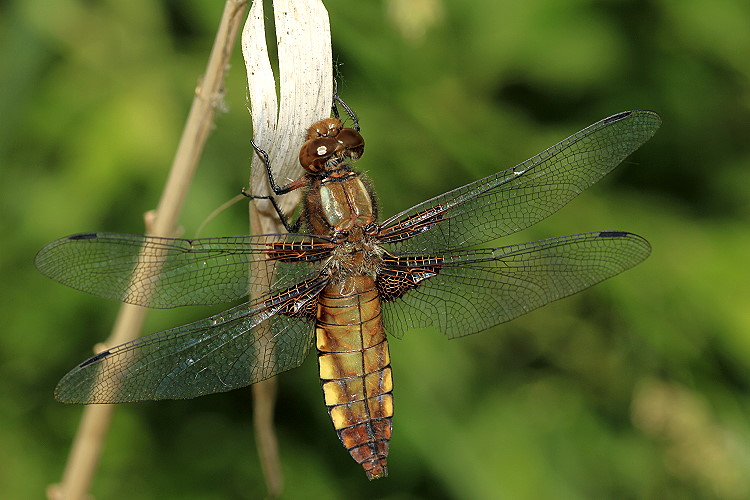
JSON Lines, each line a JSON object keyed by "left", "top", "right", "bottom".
{"left": 304, "top": 166, "right": 379, "bottom": 242}
{"left": 324, "top": 237, "right": 384, "bottom": 283}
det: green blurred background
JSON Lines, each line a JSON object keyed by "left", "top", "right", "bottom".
{"left": 2, "top": 0, "right": 749, "bottom": 498}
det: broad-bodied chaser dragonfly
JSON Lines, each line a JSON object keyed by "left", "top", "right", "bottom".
{"left": 37, "top": 106, "right": 660, "bottom": 479}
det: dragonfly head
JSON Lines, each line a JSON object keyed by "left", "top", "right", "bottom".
{"left": 300, "top": 118, "right": 365, "bottom": 173}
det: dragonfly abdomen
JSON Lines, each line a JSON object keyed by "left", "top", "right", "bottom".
{"left": 316, "top": 276, "right": 393, "bottom": 480}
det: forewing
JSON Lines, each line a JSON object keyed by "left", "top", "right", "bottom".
{"left": 378, "top": 111, "right": 660, "bottom": 252}
{"left": 380, "top": 231, "right": 650, "bottom": 339}
{"left": 55, "top": 276, "right": 328, "bottom": 403}
{"left": 35, "top": 232, "right": 332, "bottom": 308}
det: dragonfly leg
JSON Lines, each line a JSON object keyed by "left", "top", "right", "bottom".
{"left": 332, "top": 81, "right": 360, "bottom": 132}
{"left": 249, "top": 139, "right": 300, "bottom": 196}
{"left": 241, "top": 188, "right": 301, "bottom": 232}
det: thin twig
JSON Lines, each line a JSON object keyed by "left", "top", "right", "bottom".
{"left": 47, "top": 2, "right": 249, "bottom": 499}
{"left": 242, "top": 1, "right": 332, "bottom": 497}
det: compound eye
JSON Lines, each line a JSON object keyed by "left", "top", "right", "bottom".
{"left": 299, "top": 137, "right": 338, "bottom": 171}
{"left": 337, "top": 128, "right": 365, "bottom": 159}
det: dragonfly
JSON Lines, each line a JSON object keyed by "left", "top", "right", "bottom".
{"left": 36, "top": 105, "right": 660, "bottom": 480}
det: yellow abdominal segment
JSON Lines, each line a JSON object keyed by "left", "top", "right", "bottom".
{"left": 316, "top": 276, "right": 393, "bottom": 480}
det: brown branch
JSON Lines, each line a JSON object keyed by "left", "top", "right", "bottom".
{"left": 47, "top": 2, "right": 250, "bottom": 499}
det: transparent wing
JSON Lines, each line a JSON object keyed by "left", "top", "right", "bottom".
{"left": 35, "top": 232, "right": 332, "bottom": 308}
{"left": 381, "top": 231, "right": 650, "bottom": 339}
{"left": 55, "top": 276, "right": 328, "bottom": 403}
{"left": 378, "top": 111, "right": 661, "bottom": 253}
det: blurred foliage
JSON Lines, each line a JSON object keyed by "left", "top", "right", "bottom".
{"left": 1, "top": 0, "right": 749, "bottom": 498}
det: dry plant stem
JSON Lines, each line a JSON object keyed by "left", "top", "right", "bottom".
{"left": 243, "top": 1, "right": 332, "bottom": 497}
{"left": 47, "top": 2, "right": 250, "bottom": 500}
{"left": 251, "top": 207, "right": 283, "bottom": 499}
